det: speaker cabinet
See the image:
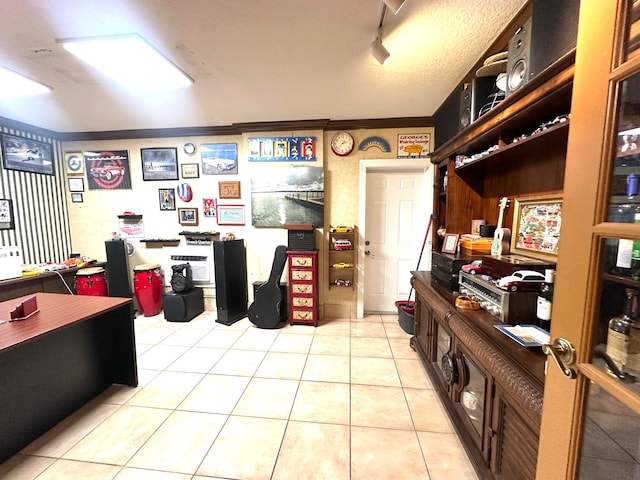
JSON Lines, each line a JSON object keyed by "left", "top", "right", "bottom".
{"left": 105, "top": 239, "right": 132, "bottom": 298}
{"left": 459, "top": 77, "right": 496, "bottom": 129}
{"left": 506, "top": 17, "right": 532, "bottom": 96}
{"left": 434, "top": 88, "right": 461, "bottom": 149}
{"left": 163, "top": 288, "right": 204, "bottom": 322}
{"left": 213, "top": 239, "right": 248, "bottom": 325}
{"left": 506, "top": 0, "right": 579, "bottom": 96}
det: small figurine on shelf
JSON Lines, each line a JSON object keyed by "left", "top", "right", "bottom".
{"left": 222, "top": 232, "right": 236, "bottom": 241}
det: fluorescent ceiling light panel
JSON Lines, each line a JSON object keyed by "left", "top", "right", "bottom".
{"left": 59, "top": 34, "right": 192, "bottom": 90}
{"left": 0, "top": 67, "right": 50, "bottom": 97}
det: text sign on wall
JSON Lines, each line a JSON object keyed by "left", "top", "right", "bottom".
{"left": 397, "top": 134, "right": 431, "bottom": 158}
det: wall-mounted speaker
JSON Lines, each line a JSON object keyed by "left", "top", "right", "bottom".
{"left": 459, "top": 77, "right": 496, "bottom": 129}
{"left": 433, "top": 88, "right": 461, "bottom": 149}
{"left": 506, "top": 18, "right": 532, "bottom": 96}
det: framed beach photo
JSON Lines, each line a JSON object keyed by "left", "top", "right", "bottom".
{"left": 141, "top": 147, "right": 179, "bottom": 181}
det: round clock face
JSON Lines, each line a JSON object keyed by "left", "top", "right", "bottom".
{"left": 183, "top": 142, "right": 196, "bottom": 156}
{"left": 331, "top": 132, "right": 354, "bottom": 157}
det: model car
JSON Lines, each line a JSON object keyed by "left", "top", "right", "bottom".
{"left": 332, "top": 262, "right": 353, "bottom": 269}
{"left": 334, "top": 239, "right": 352, "bottom": 250}
{"left": 461, "top": 259, "right": 483, "bottom": 274}
{"left": 330, "top": 226, "right": 353, "bottom": 233}
{"left": 89, "top": 162, "right": 126, "bottom": 180}
{"left": 497, "top": 270, "right": 545, "bottom": 292}
{"left": 334, "top": 278, "right": 352, "bottom": 286}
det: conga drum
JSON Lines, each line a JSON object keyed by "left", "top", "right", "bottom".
{"left": 75, "top": 267, "right": 108, "bottom": 296}
{"left": 133, "top": 263, "right": 163, "bottom": 316}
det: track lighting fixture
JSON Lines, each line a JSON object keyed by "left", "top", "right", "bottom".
{"left": 382, "top": 0, "right": 407, "bottom": 15}
{"left": 370, "top": 28, "right": 391, "bottom": 65}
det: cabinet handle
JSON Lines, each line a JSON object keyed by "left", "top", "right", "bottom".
{"left": 541, "top": 338, "right": 577, "bottom": 379}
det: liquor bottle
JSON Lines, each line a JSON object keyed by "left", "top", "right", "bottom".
{"left": 632, "top": 210, "right": 640, "bottom": 280}
{"left": 536, "top": 269, "right": 555, "bottom": 331}
{"left": 606, "top": 288, "right": 640, "bottom": 373}
{"left": 615, "top": 238, "right": 634, "bottom": 276}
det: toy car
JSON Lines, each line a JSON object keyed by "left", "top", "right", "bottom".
{"left": 330, "top": 226, "right": 353, "bottom": 233}
{"left": 461, "top": 259, "right": 483, "bottom": 274}
{"left": 334, "top": 278, "right": 352, "bottom": 286}
{"left": 332, "top": 262, "right": 352, "bottom": 268}
{"left": 497, "top": 270, "right": 545, "bottom": 292}
{"left": 334, "top": 239, "right": 352, "bottom": 250}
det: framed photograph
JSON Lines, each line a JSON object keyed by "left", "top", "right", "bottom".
{"left": 178, "top": 207, "right": 199, "bottom": 226}
{"left": 511, "top": 195, "right": 562, "bottom": 259}
{"left": 442, "top": 233, "right": 459, "bottom": 254}
{"left": 217, "top": 205, "right": 245, "bottom": 225}
{"left": 219, "top": 181, "right": 241, "bottom": 199}
{"left": 141, "top": 147, "right": 179, "bottom": 181}
{"left": 201, "top": 143, "right": 238, "bottom": 175}
{"left": 65, "top": 151, "right": 85, "bottom": 176}
{"left": 71, "top": 193, "right": 83, "bottom": 203}
{"left": 68, "top": 177, "right": 85, "bottom": 192}
{"left": 1, "top": 134, "right": 54, "bottom": 175}
{"left": 181, "top": 163, "right": 199, "bottom": 178}
{"left": 0, "top": 199, "right": 15, "bottom": 230}
{"left": 159, "top": 188, "right": 176, "bottom": 211}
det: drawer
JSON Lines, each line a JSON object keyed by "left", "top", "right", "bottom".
{"left": 292, "top": 283, "right": 313, "bottom": 294}
{"left": 290, "top": 256, "right": 314, "bottom": 267}
{"left": 292, "top": 297, "right": 313, "bottom": 307}
{"left": 291, "top": 270, "right": 313, "bottom": 281}
{"left": 291, "top": 309, "right": 315, "bottom": 321}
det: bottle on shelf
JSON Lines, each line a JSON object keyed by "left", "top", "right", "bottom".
{"left": 632, "top": 210, "right": 640, "bottom": 280}
{"left": 614, "top": 238, "right": 634, "bottom": 276}
{"left": 536, "top": 269, "right": 555, "bottom": 332}
{"left": 606, "top": 288, "right": 640, "bottom": 374}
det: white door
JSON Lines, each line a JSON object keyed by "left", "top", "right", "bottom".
{"left": 363, "top": 170, "right": 430, "bottom": 313}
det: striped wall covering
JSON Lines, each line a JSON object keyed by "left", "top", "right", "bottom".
{"left": 0, "top": 125, "right": 72, "bottom": 265}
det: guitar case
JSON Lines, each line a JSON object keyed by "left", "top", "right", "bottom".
{"left": 248, "top": 245, "right": 288, "bottom": 329}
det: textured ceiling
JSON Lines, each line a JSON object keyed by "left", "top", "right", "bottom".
{"left": 0, "top": 0, "right": 527, "bottom": 133}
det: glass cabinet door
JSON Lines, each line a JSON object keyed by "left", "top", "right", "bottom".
{"left": 538, "top": 2, "right": 640, "bottom": 479}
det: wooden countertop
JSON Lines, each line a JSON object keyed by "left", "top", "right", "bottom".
{"left": 0, "top": 293, "right": 131, "bottom": 352}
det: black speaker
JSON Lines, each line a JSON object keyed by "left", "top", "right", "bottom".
{"left": 163, "top": 288, "right": 204, "bottom": 322}
{"left": 459, "top": 77, "right": 496, "bottom": 129}
{"left": 506, "top": 0, "right": 579, "bottom": 96}
{"left": 105, "top": 239, "right": 131, "bottom": 297}
{"left": 506, "top": 17, "right": 532, "bottom": 96}
{"left": 170, "top": 263, "right": 193, "bottom": 293}
{"left": 213, "top": 239, "right": 248, "bottom": 325}
{"left": 434, "top": 88, "right": 461, "bottom": 149}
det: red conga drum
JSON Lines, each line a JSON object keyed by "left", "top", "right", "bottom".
{"left": 75, "top": 267, "right": 108, "bottom": 296}
{"left": 133, "top": 263, "right": 163, "bottom": 316}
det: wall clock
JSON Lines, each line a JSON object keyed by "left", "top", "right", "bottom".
{"left": 330, "top": 131, "right": 354, "bottom": 157}
{"left": 183, "top": 142, "right": 196, "bottom": 156}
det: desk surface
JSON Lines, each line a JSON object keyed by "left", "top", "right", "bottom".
{"left": 0, "top": 292, "right": 131, "bottom": 352}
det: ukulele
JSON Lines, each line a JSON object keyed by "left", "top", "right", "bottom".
{"left": 491, "top": 197, "right": 511, "bottom": 256}
{"left": 248, "top": 245, "right": 288, "bottom": 329}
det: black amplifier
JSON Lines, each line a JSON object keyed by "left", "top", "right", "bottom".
{"left": 431, "top": 251, "right": 478, "bottom": 292}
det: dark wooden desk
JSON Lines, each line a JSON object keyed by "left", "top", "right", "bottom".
{"left": 0, "top": 262, "right": 108, "bottom": 302}
{"left": 0, "top": 293, "right": 137, "bottom": 462}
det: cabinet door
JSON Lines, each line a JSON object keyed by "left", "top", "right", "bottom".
{"left": 538, "top": 2, "right": 640, "bottom": 478}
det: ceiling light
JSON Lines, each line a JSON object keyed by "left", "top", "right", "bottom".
{"left": 370, "top": 37, "right": 391, "bottom": 65}
{"left": 0, "top": 67, "right": 50, "bottom": 97}
{"left": 383, "top": 0, "right": 407, "bottom": 15}
{"left": 58, "top": 34, "right": 192, "bottom": 90}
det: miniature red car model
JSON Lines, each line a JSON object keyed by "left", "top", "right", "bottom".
{"left": 334, "top": 239, "right": 352, "bottom": 250}
{"left": 461, "top": 259, "right": 483, "bottom": 274}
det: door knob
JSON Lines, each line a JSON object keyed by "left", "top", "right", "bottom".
{"left": 365, "top": 250, "right": 375, "bottom": 257}
{"left": 542, "top": 338, "right": 577, "bottom": 379}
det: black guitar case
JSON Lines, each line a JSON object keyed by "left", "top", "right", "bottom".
{"left": 248, "top": 245, "right": 288, "bottom": 329}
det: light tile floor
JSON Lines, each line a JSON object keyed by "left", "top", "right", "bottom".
{"left": 0, "top": 311, "right": 479, "bottom": 480}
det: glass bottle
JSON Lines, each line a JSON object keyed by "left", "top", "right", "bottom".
{"left": 615, "top": 238, "right": 634, "bottom": 276}
{"left": 606, "top": 288, "right": 640, "bottom": 373}
{"left": 536, "top": 269, "right": 555, "bottom": 331}
{"left": 631, "top": 210, "right": 640, "bottom": 280}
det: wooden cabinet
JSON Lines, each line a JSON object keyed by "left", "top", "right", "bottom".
{"left": 328, "top": 228, "right": 356, "bottom": 288}
{"left": 411, "top": 271, "right": 544, "bottom": 480}
{"left": 287, "top": 250, "right": 318, "bottom": 326}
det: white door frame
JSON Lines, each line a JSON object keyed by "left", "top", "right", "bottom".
{"left": 357, "top": 158, "right": 433, "bottom": 318}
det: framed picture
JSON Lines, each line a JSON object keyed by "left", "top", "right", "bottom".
{"left": 178, "top": 207, "right": 199, "bottom": 226}
{"left": 71, "top": 193, "right": 83, "bottom": 203}
{"left": 442, "top": 233, "right": 459, "bottom": 254}
{"left": 159, "top": 188, "right": 176, "bottom": 211}
{"left": 217, "top": 205, "right": 245, "bottom": 225}
{"left": 181, "top": 163, "right": 199, "bottom": 178}
{"left": 0, "top": 199, "right": 15, "bottom": 230}
{"left": 64, "top": 151, "right": 85, "bottom": 176}
{"left": 201, "top": 143, "right": 238, "bottom": 175}
{"left": 1, "top": 134, "right": 54, "bottom": 175}
{"left": 511, "top": 195, "right": 563, "bottom": 259}
{"left": 141, "top": 147, "right": 179, "bottom": 181}
{"left": 219, "top": 181, "right": 241, "bottom": 199}
{"left": 68, "top": 177, "right": 85, "bottom": 192}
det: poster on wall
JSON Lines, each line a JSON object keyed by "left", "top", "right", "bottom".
{"left": 201, "top": 143, "right": 238, "bottom": 175}
{"left": 397, "top": 133, "right": 431, "bottom": 158}
{"left": 248, "top": 136, "right": 316, "bottom": 162}
{"left": 84, "top": 150, "right": 132, "bottom": 190}
{"left": 250, "top": 165, "right": 324, "bottom": 227}
{"left": 1, "top": 134, "right": 54, "bottom": 175}
{"left": 64, "top": 151, "right": 85, "bottom": 176}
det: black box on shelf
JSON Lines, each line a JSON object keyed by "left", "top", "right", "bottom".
{"left": 285, "top": 224, "right": 315, "bottom": 251}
